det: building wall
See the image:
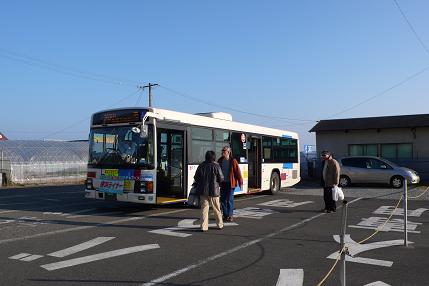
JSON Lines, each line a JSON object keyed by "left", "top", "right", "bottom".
{"left": 315, "top": 127, "right": 429, "bottom": 158}
{"left": 315, "top": 126, "right": 429, "bottom": 182}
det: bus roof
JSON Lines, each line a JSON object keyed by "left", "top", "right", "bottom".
{"left": 92, "top": 107, "right": 298, "bottom": 139}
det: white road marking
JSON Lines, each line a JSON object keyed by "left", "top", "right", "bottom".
{"left": 0, "top": 210, "right": 17, "bottom": 214}
{"left": 327, "top": 234, "right": 413, "bottom": 267}
{"left": 0, "top": 201, "right": 102, "bottom": 217}
{"left": 41, "top": 244, "right": 160, "bottom": 271}
{"left": 20, "top": 254, "right": 44, "bottom": 261}
{"left": 235, "top": 195, "right": 269, "bottom": 202}
{"left": 141, "top": 197, "right": 363, "bottom": 286}
{"left": 67, "top": 210, "right": 122, "bottom": 219}
{"left": 0, "top": 191, "right": 82, "bottom": 199}
{"left": 349, "top": 217, "right": 422, "bottom": 233}
{"left": 9, "top": 253, "right": 31, "bottom": 260}
{"left": 233, "top": 207, "right": 277, "bottom": 219}
{"left": 48, "top": 237, "right": 115, "bottom": 258}
{"left": 373, "top": 206, "right": 428, "bottom": 217}
{"left": 259, "top": 199, "right": 313, "bottom": 208}
{"left": 275, "top": 269, "right": 304, "bottom": 286}
{"left": 150, "top": 227, "right": 192, "bottom": 238}
{"left": 65, "top": 208, "right": 98, "bottom": 216}
{"left": 364, "top": 282, "right": 391, "bottom": 286}
{"left": 0, "top": 209, "right": 189, "bottom": 245}
{"left": 149, "top": 219, "right": 238, "bottom": 237}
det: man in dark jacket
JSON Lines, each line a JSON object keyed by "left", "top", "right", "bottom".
{"left": 194, "top": 150, "right": 224, "bottom": 232}
{"left": 320, "top": 150, "right": 340, "bottom": 213}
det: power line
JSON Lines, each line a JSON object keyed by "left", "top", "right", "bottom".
{"left": 0, "top": 47, "right": 141, "bottom": 87}
{"left": 39, "top": 89, "right": 141, "bottom": 140}
{"left": 393, "top": 0, "right": 429, "bottom": 57}
{"left": 325, "top": 65, "right": 429, "bottom": 120}
{"left": 158, "top": 85, "right": 316, "bottom": 124}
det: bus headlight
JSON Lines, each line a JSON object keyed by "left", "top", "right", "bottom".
{"left": 86, "top": 178, "right": 94, "bottom": 190}
{"left": 140, "top": 181, "right": 153, "bottom": 193}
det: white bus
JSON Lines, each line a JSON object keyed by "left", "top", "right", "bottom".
{"left": 85, "top": 107, "right": 300, "bottom": 205}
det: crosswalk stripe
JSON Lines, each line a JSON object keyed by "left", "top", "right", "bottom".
{"left": 48, "top": 237, "right": 115, "bottom": 258}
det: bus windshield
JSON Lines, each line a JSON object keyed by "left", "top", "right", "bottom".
{"left": 88, "top": 126, "right": 154, "bottom": 168}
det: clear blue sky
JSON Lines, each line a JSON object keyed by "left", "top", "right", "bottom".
{"left": 1, "top": 0, "right": 428, "bottom": 148}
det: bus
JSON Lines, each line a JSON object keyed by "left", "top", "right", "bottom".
{"left": 85, "top": 107, "right": 300, "bottom": 204}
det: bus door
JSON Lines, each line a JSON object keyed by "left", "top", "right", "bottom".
{"left": 156, "top": 128, "right": 186, "bottom": 203}
{"left": 248, "top": 137, "right": 261, "bottom": 190}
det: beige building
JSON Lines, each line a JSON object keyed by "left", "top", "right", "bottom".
{"left": 309, "top": 114, "right": 429, "bottom": 181}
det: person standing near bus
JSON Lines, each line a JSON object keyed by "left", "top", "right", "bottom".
{"left": 194, "top": 150, "right": 224, "bottom": 232}
{"left": 320, "top": 150, "right": 340, "bottom": 213}
{"left": 218, "top": 146, "right": 243, "bottom": 222}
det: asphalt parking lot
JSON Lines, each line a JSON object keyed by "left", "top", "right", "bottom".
{"left": 0, "top": 183, "right": 428, "bottom": 286}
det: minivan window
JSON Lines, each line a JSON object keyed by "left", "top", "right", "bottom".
{"left": 342, "top": 158, "right": 367, "bottom": 168}
{"left": 369, "top": 159, "right": 391, "bottom": 169}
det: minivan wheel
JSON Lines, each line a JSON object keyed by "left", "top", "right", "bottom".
{"left": 339, "top": 175, "right": 351, "bottom": 187}
{"left": 269, "top": 172, "right": 281, "bottom": 195}
{"left": 390, "top": 176, "right": 404, "bottom": 188}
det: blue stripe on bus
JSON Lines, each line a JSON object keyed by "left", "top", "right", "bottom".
{"left": 283, "top": 163, "right": 293, "bottom": 169}
{"left": 282, "top": 134, "right": 292, "bottom": 138}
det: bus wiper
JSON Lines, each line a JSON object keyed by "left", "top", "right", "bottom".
{"left": 97, "top": 148, "right": 121, "bottom": 164}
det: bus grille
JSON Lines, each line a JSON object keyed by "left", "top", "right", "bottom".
{"left": 292, "top": 170, "right": 298, "bottom": 179}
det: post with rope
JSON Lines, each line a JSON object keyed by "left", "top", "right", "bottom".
{"left": 340, "top": 200, "right": 348, "bottom": 286}
{"left": 403, "top": 179, "right": 408, "bottom": 247}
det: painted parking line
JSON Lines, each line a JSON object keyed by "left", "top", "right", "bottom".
{"left": 141, "top": 198, "right": 363, "bottom": 286}
{"left": 275, "top": 269, "right": 304, "bottom": 286}
{"left": 41, "top": 244, "right": 160, "bottom": 271}
{"left": 0, "top": 191, "right": 83, "bottom": 199}
{"left": 0, "top": 208, "right": 189, "bottom": 245}
{"left": 48, "top": 237, "right": 115, "bottom": 258}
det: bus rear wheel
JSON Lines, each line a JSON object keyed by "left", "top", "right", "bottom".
{"left": 269, "top": 172, "right": 280, "bottom": 195}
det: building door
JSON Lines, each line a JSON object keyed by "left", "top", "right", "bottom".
{"left": 248, "top": 137, "right": 261, "bottom": 189}
{"left": 156, "top": 128, "right": 185, "bottom": 203}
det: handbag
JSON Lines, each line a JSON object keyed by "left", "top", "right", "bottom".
{"left": 187, "top": 186, "right": 200, "bottom": 207}
{"left": 332, "top": 185, "right": 344, "bottom": 201}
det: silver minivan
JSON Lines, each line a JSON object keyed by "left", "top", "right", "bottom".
{"left": 339, "top": 156, "right": 420, "bottom": 188}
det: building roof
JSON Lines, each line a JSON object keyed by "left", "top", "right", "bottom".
{"left": 309, "top": 114, "right": 429, "bottom": 132}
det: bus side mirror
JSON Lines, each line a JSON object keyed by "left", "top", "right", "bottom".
{"left": 140, "top": 125, "right": 148, "bottom": 138}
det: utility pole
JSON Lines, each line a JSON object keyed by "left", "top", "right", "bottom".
{"left": 139, "top": 83, "right": 159, "bottom": 107}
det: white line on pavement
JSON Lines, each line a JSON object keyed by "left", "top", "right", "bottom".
{"left": 48, "top": 237, "right": 115, "bottom": 258}
{"left": 67, "top": 210, "right": 124, "bottom": 219}
{"left": 0, "top": 191, "right": 82, "bottom": 199}
{"left": 9, "top": 253, "right": 31, "bottom": 260}
{"left": 0, "top": 210, "right": 17, "bottom": 214}
{"left": 0, "top": 208, "right": 189, "bottom": 245}
{"left": 142, "top": 197, "right": 363, "bottom": 286}
{"left": 41, "top": 244, "right": 160, "bottom": 271}
{"left": 276, "top": 269, "right": 304, "bottom": 286}
{"left": 20, "top": 254, "right": 44, "bottom": 261}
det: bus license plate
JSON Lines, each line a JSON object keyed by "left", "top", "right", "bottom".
{"left": 104, "top": 193, "right": 117, "bottom": 201}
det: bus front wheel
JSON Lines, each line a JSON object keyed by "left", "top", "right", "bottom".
{"left": 269, "top": 172, "right": 280, "bottom": 195}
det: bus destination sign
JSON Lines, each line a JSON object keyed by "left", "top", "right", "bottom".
{"left": 92, "top": 109, "right": 145, "bottom": 125}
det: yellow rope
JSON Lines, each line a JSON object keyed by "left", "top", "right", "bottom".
{"left": 316, "top": 185, "right": 426, "bottom": 285}
{"left": 408, "top": 186, "right": 429, "bottom": 199}
{"left": 316, "top": 246, "right": 345, "bottom": 286}
{"left": 357, "top": 195, "right": 403, "bottom": 244}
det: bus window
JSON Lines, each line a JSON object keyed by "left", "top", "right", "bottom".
{"left": 214, "top": 130, "right": 230, "bottom": 159}
{"left": 190, "top": 127, "right": 213, "bottom": 163}
{"left": 262, "top": 136, "right": 272, "bottom": 161}
{"left": 231, "top": 132, "right": 247, "bottom": 163}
